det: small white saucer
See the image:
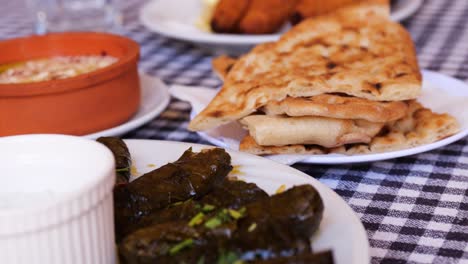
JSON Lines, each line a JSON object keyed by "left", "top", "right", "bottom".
{"left": 85, "top": 73, "right": 170, "bottom": 139}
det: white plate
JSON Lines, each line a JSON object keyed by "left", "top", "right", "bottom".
{"left": 188, "top": 70, "right": 468, "bottom": 164}
{"left": 140, "top": 0, "right": 422, "bottom": 55}
{"left": 124, "top": 139, "right": 370, "bottom": 264}
{"left": 85, "top": 73, "right": 170, "bottom": 139}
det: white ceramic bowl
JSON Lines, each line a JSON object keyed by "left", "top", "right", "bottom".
{"left": 0, "top": 135, "right": 116, "bottom": 264}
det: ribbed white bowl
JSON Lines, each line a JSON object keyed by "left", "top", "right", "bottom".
{"left": 0, "top": 135, "right": 116, "bottom": 264}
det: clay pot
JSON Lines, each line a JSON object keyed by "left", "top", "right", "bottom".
{"left": 0, "top": 32, "right": 140, "bottom": 136}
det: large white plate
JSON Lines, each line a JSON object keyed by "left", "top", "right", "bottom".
{"left": 85, "top": 73, "right": 170, "bottom": 139}
{"left": 140, "top": 0, "right": 422, "bottom": 54}
{"left": 188, "top": 70, "right": 468, "bottom": 164}
{"left": 124, "top": 139, "right": 370, "bottom": 264}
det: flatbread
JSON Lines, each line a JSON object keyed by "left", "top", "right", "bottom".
{"left": 213, "top": 58, "right": 409, "bottom": 123}
{"left": 190, "top": 3, "right": 421, "bottom": 131}
{"left": 239, "top": 101, "right": 460, "bottom": 155}
{"left": 240, "top": 135, "right": 327, "bottom": 155}
{"left": 240, "top": 115, "right": 384, "bottom": 148}
{"left": 262, "top": 94, "right": 409, "bottom": 122}
{"left": 212, "top": 55, "right": 237, "bottom": 81}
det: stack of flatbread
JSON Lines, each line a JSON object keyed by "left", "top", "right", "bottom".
{"left": 189, "top": 2, "right": 460, "bottom": 156}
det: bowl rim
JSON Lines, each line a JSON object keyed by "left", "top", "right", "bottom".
{"left": 0, "top": 32, "right": 140, "bottom": 97}
{"left": 0, "top": 134, "right": 116, "bottom": 235}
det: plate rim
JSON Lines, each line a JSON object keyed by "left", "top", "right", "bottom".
{"left": 123, "top": 139, "right": 371, "bottom": 264}
{"left": 391, "top": 0, "right": 423, "bottom": 22}
{"left": 193, "top": 70, "right": 468, "bottom": 164}
{"left": 84, "top": 73, "right": 170, "bottom": 139}
{"left": 139, "top": 0, "right": 422, "bottom": 46}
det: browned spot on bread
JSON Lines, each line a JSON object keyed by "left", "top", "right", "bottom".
{"left": 305, "top": 144, "right": 326, "bottom": 152}
{"left": 225, "top": 64, "right": 234, "bottom": 74}
{"left": 210, "top": 110, "right": 223, "bottom": 117}
{"left": 344, "top": 143, "right": 367, "bottom": 151}
{"left": 395, "top": 72, "right": 408, "bottom": 78}
{"left": 377, "top": 126, "right": 390, "bottom": 137}
{"left": 374, "top": 82, "right": 382, "bottom": 90}
{"left": 326, "top": 61, "right": 338, "bottom": 69}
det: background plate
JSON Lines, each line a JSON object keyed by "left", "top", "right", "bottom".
{"left": 192, "top": 70, "right": 468, "bottom": 164}
{"left": 140, "top": 0, "right": 423, "bottom": 55}
{"left": 124, "top": 139, "right": 371, "bottom": 264}
{"left": 392, "top": 0, "right": 423, "bottom": 22}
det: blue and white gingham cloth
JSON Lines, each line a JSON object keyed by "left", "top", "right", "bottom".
{"left": 1, "top": 0, "right": 467, "bottom": 263}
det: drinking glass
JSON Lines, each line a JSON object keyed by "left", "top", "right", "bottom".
{"left": 28, "top": 0, "right": 122, "bottom": 34}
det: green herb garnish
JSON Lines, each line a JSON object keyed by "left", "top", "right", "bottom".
{"left": 115, "top": 167, "right": 130, "bottom": 172}
{"left": 238, "top": 207, "right": 246, "bottom": 215}
{"left": 204, "top": 217, "right": 222, "bottom": 229}
{"left": 202, "top": 204, "right": 216, "bottom": 212}
{"left": 189, "top": 212, "right": 205, "bottom": 227}
{"left": 169, "top": 201, "right": 184, "bottom": 207}
{"left": 217, "top": 251, "right": 242, "bottom": 264}
{"left": 169, "top": 238, "right": 194, "bottom": 255}
{"left": 218, "top": 209, "right": 231, "bottom": 222}
{"left": 228, "top": 208, "right": 244, "bottom": 219}
{"left": 248, "top": 222, "right": 257, "bottom": 232}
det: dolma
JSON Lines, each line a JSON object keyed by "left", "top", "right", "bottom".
{"left": 119, "top": 185, "right": 324, "bottom": 263}
{"left": 125, "top": 179, "right": 268, "bottom": 237}
{"left": 199, "top": 179, "right": 269, "bottom": 208}
{"left": 97, "top": 137, "right": 131, "bottom": 185}
{"left": 119, "top": 221, "right": 233, "bottom": 264}
{"left": 234, "top": 184, "right": 323, "bottom": 260}
{"left": 114, "top": 148, "right": 232, "bottom": 241}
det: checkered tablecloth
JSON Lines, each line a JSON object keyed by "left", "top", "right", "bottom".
{"left": 1, "top": 0, "right": 467, "bottom": 263}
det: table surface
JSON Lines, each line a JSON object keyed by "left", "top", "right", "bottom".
{"left": 1, "top": 0, "right": 467, "bottom": 263}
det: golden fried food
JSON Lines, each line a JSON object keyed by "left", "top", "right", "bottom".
{"left": 291, "top": 0, "right": 389, "bottom": 24}
{"left": 239, "top": 0, "right": 298, "bottom": 34}
{"left": 211, "top": 0, "right": 251, "bottom": 33}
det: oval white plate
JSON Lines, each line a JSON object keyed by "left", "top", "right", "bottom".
{"left": 85, "top": 73, "right": 170, "bottom": 139}
{"left": 140, "top": 0, "right": 422, "bottom": 54}
{"left": 188, "top": 70, "right": 468, "bottom": 164}
{"left": 124, "top": 139, "right": 370, "bottom": 264}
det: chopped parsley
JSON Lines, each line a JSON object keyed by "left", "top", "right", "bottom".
{"left": 189, "top": 212, "right": 205, "bottom": 227}
{"left": 218, "top": 209, "right": 232, "bottom": 222}
{"left": 248, "top": 222, "right": 257, "bottom": 232}
{"left": 169, "top": 238, "right": 194, "bottom": 255}
{"left": 202, "top": 204, "right": 216, "bottom": 212}
{"left": 169, "top": 201, "right": 184, "bottom": 207}
{"left": 204, "top": 217, "right": 222, "bottom": 229}
{"left": 217, "top": 251, "right": 243, "bottom": 264}
{"left": 228, "top": 207, "right": 246, "bottom": 219}
{"left": 194, "top": 206, "right": 248, "bottom": 229}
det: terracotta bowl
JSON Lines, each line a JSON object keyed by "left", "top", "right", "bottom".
{"left": 0, "top": 32, "right": 140, "bottom": 136}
